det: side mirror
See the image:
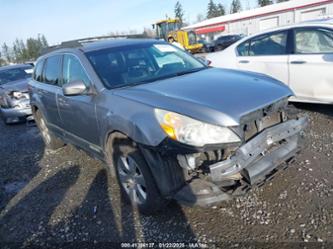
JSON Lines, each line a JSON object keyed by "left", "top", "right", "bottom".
{"left": 197, "top": 56, "right": 211, "bottom": 66}
{"left": 62, "top": 80, "right": 87, "bottom": 96}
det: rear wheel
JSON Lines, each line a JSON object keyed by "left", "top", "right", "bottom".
{"left": 34, "top": 110, "right": 64, "bottom": 150}
{"left": 110, "top": 135, "right": 167, "bottom": 214}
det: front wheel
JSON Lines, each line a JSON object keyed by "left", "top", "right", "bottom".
{"left": 111, "top": 136, "right": 167, "bottom": 214}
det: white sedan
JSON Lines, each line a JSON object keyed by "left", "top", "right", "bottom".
{"left": 207, "top": 21, "right": 333, "bottom": 104}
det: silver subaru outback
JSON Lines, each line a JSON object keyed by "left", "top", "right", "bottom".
{"left": 29, "top": 39, "right": 307, "bottom": 214}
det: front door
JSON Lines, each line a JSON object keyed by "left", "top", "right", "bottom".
{"left": 57, "top": 54, "right": 100, "bottom": 151}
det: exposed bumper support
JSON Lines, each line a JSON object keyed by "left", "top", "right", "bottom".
{"left": 209, "top": 117, "right": 307, "bottom": 183}
{"left": 173, "top": 117, "right": 307, "bottom": 207}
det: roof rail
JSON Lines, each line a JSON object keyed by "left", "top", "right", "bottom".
{"left": 40, "top": 33, "right": 149, "bottom": 55}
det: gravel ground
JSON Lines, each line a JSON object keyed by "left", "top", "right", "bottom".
{"left": 0, "top": 103, "right": 332, "bottom": 248}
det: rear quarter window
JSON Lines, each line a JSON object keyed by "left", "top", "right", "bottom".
{"left": 33, "top": 60, "right": 44, "bottom": 82}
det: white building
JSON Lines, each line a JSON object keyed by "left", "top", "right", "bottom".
{"left": 184, "top": 0, "right": 333, "bottom": 40}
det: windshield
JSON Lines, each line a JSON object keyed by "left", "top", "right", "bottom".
{"left": 86, "top": 43, "right": 206, "bottom": 89}
{"left": 0, "top": 66, "right": 33, "bottom": 85}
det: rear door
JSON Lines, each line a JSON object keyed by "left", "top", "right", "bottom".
{"left": 57, "top": 54, "right": 100, "bottom": 150}
{"left": 37, "top": 55, "right": 63, "bottom": 134}
{"left": 288, "top": 27, "right": 333, "bottom": 103}
{"left": 236, "top": 30, "right": 290, "bottom": 85}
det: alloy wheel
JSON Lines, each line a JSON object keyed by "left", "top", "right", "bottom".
{"left": 117, "top": 155, "right": 147, "bottom": 204}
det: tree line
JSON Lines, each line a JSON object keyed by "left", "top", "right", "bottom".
{"left": 0, "top": 34, "right": 49, "bottom": 66}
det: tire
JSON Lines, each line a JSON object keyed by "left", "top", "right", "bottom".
{"left": 3, "top": 116, "right": 10, "bottom": 125}
{"left": 111, "top": 136, "right": 167, "bottom": 214}
{"left": 34, "top": 110, "right": 64, "bottom": 150}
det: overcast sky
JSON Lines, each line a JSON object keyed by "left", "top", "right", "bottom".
{"left": 0, "top": 0, "right": 258, "bottom": 46}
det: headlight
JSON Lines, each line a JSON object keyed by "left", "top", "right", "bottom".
{"left": 154, "top": 109, "right": 240, "bottom": 147}
{"left": 12, "top": 91, "right": 23, "bottom": 98}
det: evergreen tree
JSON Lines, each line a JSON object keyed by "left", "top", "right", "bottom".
{"left": 40, "top": 34, "right": 48, "bottom": 47}
{"left": 230, "top": 0, "right": 242, "bottom": 14}
{"left": 217, "top": 3, "right": 225, "bottom": 16}
{"left": 174, "top": 1, "right": 185, "bottom": 26}
{"left": 3, "top": 35, "right": 49, "bottom": 63}
{"left": 207, "top": 0, "right": 218, "bottom": 19}
{"left": 258, "top": 0, "right": 273, "bottom": 7}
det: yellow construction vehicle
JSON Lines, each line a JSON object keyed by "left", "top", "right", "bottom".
{"left": 153, "top": 18, "right": 202, "bottom": 53}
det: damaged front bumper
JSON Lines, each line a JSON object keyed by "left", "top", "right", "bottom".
{"left": 173, "top": 116, "right": 308, "bottom": 207}
{"left": 0, "top": 93, "right": 32, "bottom": 122}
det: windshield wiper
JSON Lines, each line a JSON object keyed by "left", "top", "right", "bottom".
{"left": 175, "top": 67, "right": 207, "bottom": 76}
{"left": 140, "top": 67, "right": 207, "bottom": 83}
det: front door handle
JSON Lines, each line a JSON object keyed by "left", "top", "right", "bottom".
{"left": 290, "top": 60, "right": 306, "bottom": 64}
{"left": 239, "top": 60, "right": 249, "bottom": 64}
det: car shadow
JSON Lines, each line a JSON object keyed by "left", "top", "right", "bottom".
{"left": 35, "top": 168, "right": 198, "bottom": 244}
{"left": 0, "top": 121, "right": 44, "bottom": 212}
{"left": 0, "top": 154, "right": 199, "bottom": 246}
{"left": 292, "top": 102, "right": 333, "bottom": 118}
{"left": 0, "top": 165, "right": 80, "bottom": 245}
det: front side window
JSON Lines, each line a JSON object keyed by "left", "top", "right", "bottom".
{"left": 237, "top": 41, "right": 250, "bottom": 56}
{"left": 43, "top": 55, "right": 62, "bottom": 85}
{"left": 248, "top": 31, "right": 288, "bottom": 56}
{"left": 62, "top": 54, "right": 90, "bottom": 86}
{"left": 0, "top": 66, "right": 33, "bottom": 85}
{"left": 188, "top": 31, "right": 197, "bottom": 45}
{"left": 295, "top": 28, "right": 333, "bottom": 54}
{"left": 86, "top": 43, "right": 206, "bottom": 89}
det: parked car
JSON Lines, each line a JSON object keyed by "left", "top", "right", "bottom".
{"left": 30, "top": 39, "right": 307, "bottom": 214}
{"left": 0, "top": 64, "right": 34, "bottom": 124}
{"left": 198, "top": 39, "right": 215, "bottom": 53}
{"left": 213, "top": 34, "right": 243, "bottom": 51}
{"left": 207, "top": 22, "right": 333, "bottom": 104}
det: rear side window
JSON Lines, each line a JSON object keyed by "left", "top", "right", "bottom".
{"left": 33, "top": 60, "right": 44, "bottom": 82}
{"left": 43, "top": 55, "right": 62, "bottom": 85}
{"left": 295, "top": 28, "right": 333, "bottom": 54}
{"left": 249, "top": 31, "right": 288, "bottom": 56}
{"left": 238, "top": 31, "right": 288, "bottom": 56}
{"left": 62, "top": 55, "right": 90, "bottom": 86}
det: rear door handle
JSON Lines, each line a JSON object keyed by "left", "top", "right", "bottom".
{"left": 290, "top": 60, "right": 306, "bottom": 64}
{"left": 239, "top": 60, "right": 249, "bottom": 64}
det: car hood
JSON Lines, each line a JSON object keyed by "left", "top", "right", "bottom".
{"left": 114, "top": 68, "right": 293, "bottom": 126}
{"left": 0, "top": 78, "right": 30, "bottom": 93}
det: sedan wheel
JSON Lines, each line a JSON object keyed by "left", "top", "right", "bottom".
{"left": 117, "top": 155, "right": 147, "bottom": 205}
